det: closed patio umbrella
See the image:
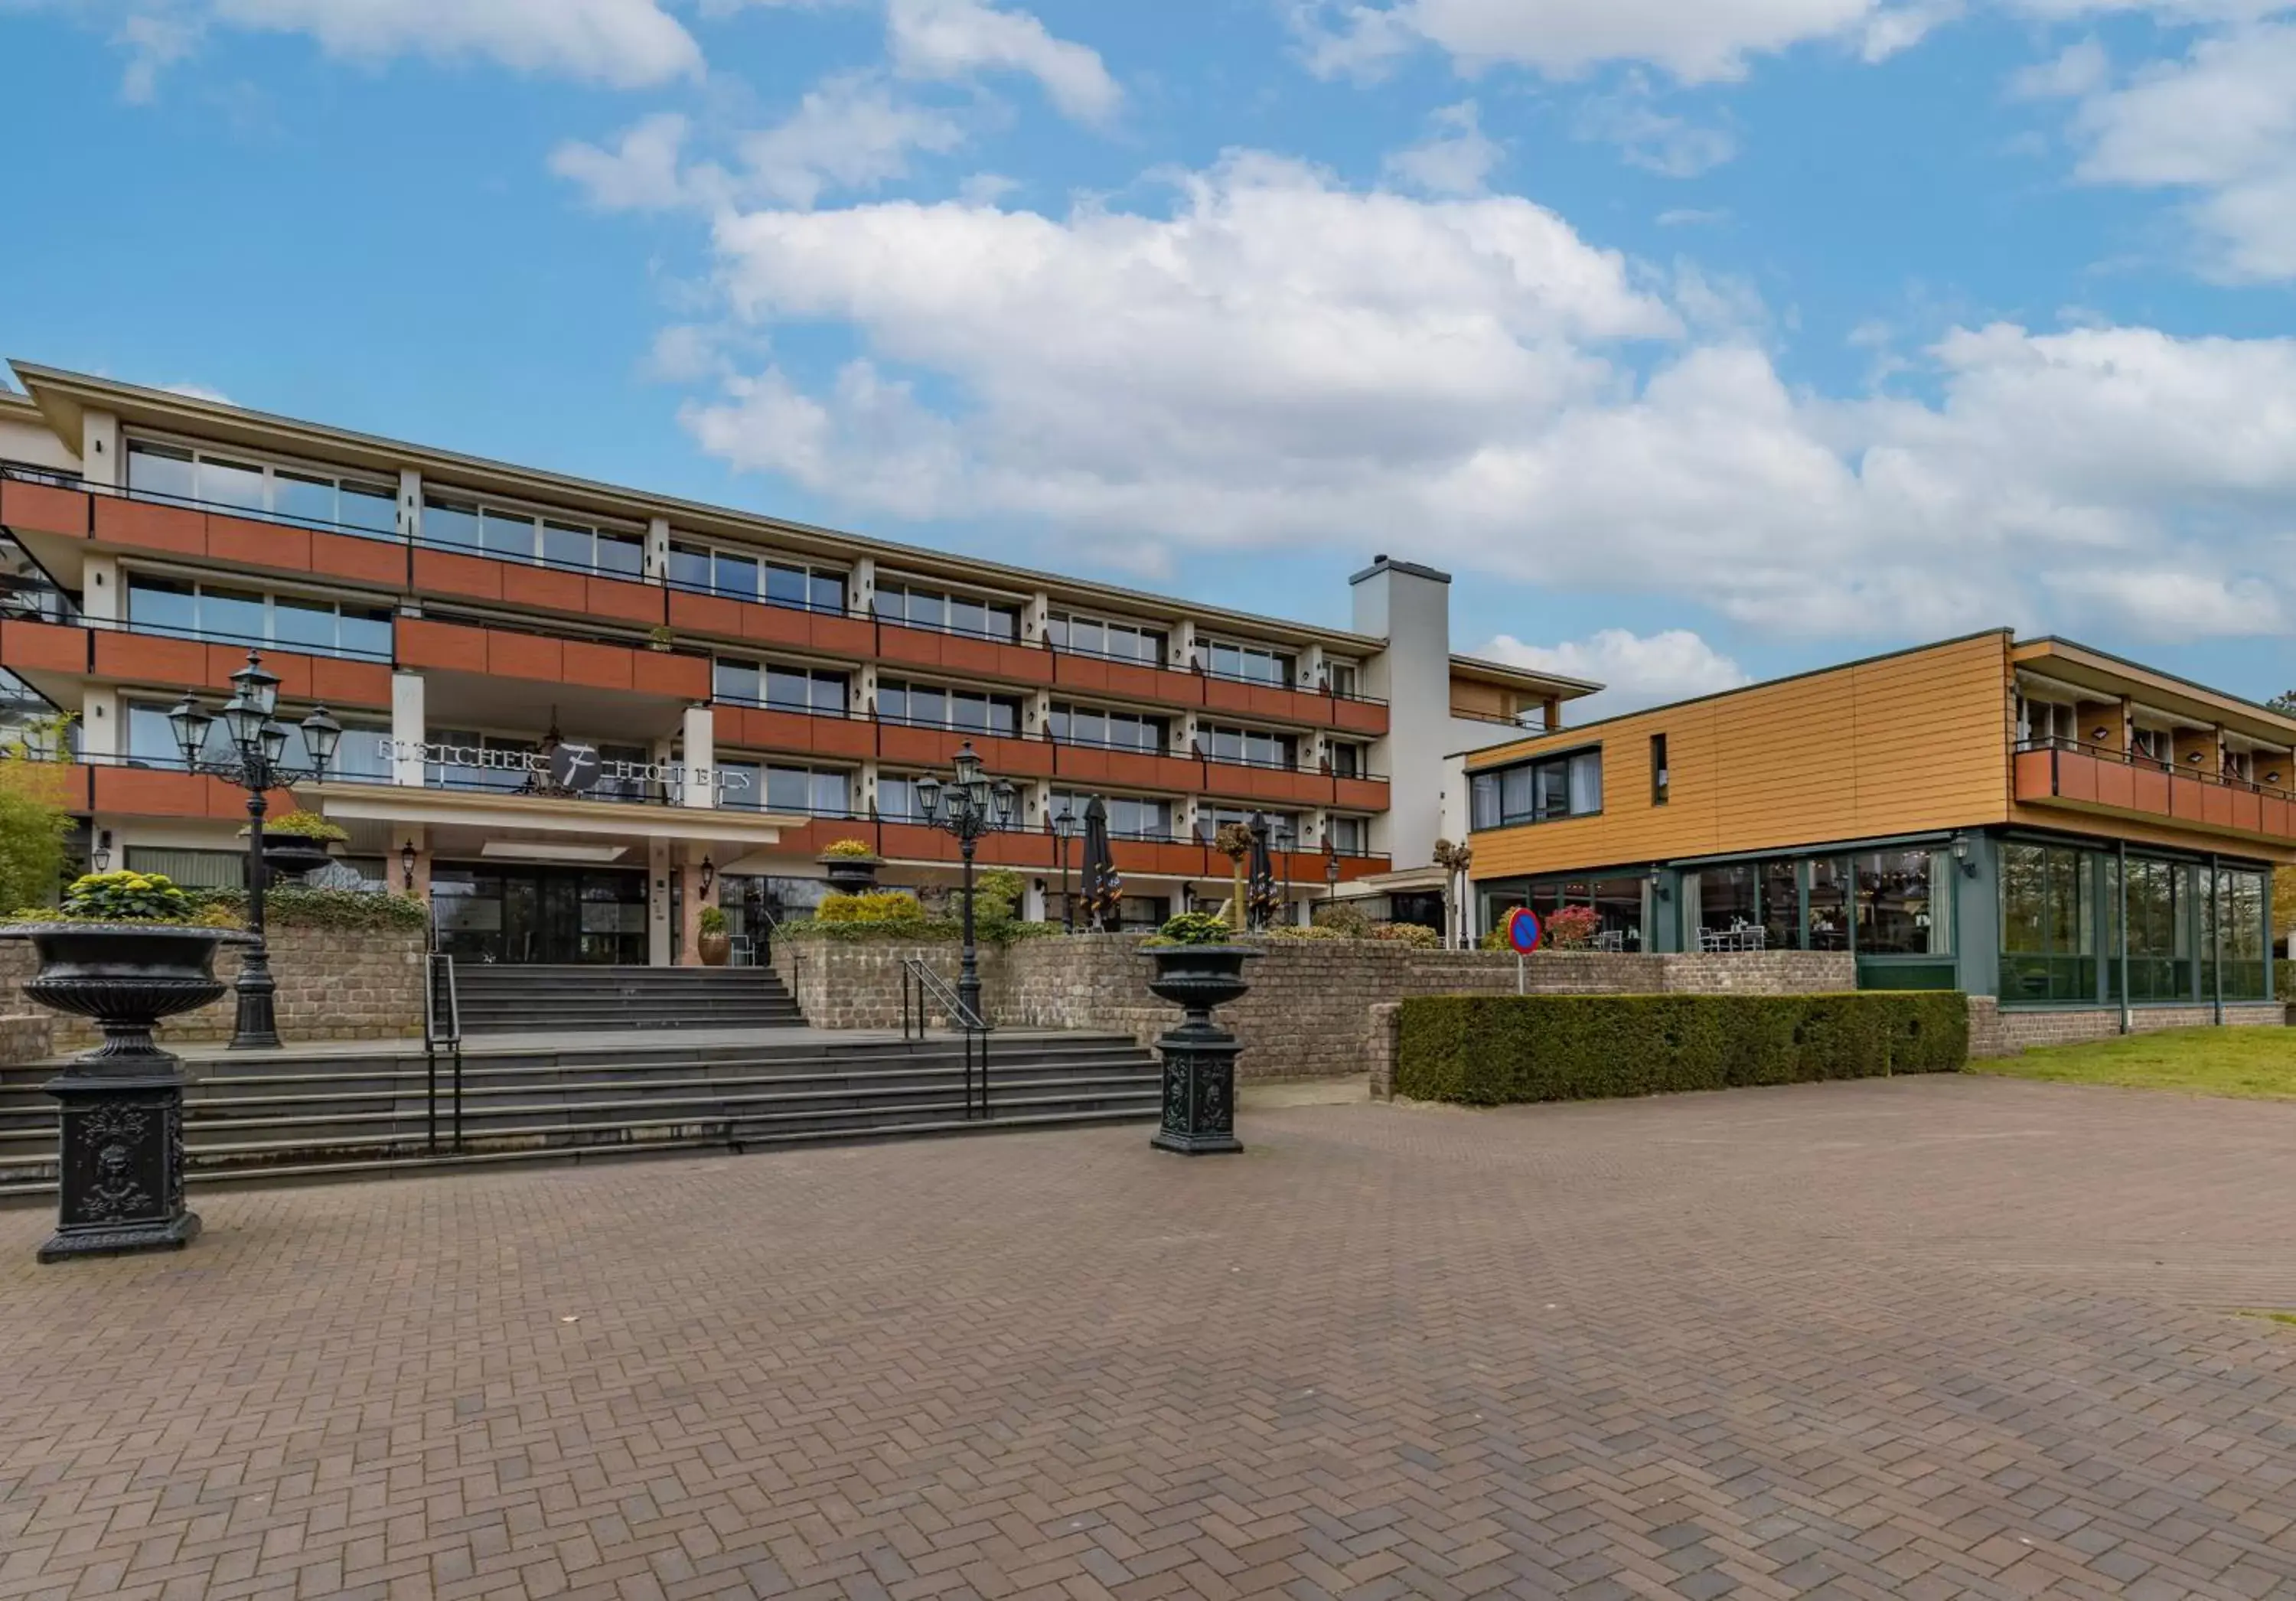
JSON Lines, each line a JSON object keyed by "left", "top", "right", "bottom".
{"left": 1247, "top": 812, "right": 1280, "bottom": 931}
{"left": 1081, "top": 795, "right": 1123, "bottom": 931}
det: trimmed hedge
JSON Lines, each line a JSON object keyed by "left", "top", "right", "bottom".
{"left": 1395, "top": 991, "right": 1968, "bottom": 1106}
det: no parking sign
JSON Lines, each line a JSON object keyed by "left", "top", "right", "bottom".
{"left": 1506, "top": 907, "right": 1543, "bottom": 954}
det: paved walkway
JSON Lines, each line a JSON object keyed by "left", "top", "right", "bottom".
{"left": 4, "top": 1076, "right": 2296, "bottom": 1600}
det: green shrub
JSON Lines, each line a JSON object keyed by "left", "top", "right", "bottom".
{"left": 1313, "top": 902, "right": 1372, "bottom": 937}
{"left": 0, "top": 768, "right": 70, "bottom": 911}
{"left": 187, "top": 885, "right": 428, "bottom": 931}
{"left": 1369, "top": 922, "right": 1440, "bottom": 947}
{"left": 820, "top": 838, "right": 877, "bottom": 859}
{"left": 698, "top": 905, "right": 728, "bottom": 934}
{"left": 2277, "top": 958, "right": 2294, "bottom": 1000}
{"left": 1395, "top": 991, "right": 1968, "bottom": 1105}
{"left": 261, "top": 810, "right": 349, "bottom": 843}
{"left": 58, "top": 870, "right": 196, "bottom": 922}
{"left": 1150, "top": 911, "right": 1237, "bottom": 947}
{"left": 817, "top": 891, "right": 926, "bottom": 925}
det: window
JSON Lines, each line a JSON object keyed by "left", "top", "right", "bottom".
{"left": 1049, "top": 703, "right": 1167, "bottom": 752}
{"left": 2203, "top": 867, "right": 2270, "bottom": 1002}
{"left": 428, "top": 729, "right": 540, "bottom": 794}
{"left": 1328, "top": 742, "right": 1365, "bottom": 778}
{"left": 125, "top": 700, "right": 387, "bottom": 778}
{"left": 1327, "top": 815, "right": 1370, "bottom": 855}
{"left": 1526, "top": 876, "right": 1645, "bottom": 950}
{"left": 2000, "top": 843, "right": 2097, "bottom": 1003}
{"left": 1048, "top": 893, "right": 1171, "bottom": 931}
{"left": 1196, "top": 805, "right": 1300, "bottom": 845}
{"left": 875, "top": 582, "right": 1019, "bottom": 641}
{"left": 1200, "top": 723, "right": 1297, "bottom": 770}
{"left": 712, "top": 659, "right": 849, "bottom": 715}
{"left": 127, "top": 439, "right": 396, "bottom": 536}
{"left": 2132, "top": 726, "right": 2173, "bottom": 768}
{"left": 877, "top": 679, "right": 1022, "bottom": 737}
{"left": 2018, "top": 696, "right": 2079, "bottom": 749}
{"left": 126, "top": 574, "right": 393, "bottom": 660}
{"left": 1692, "top": 864, "right": 1757, "bottom": 945}
{"left": 1650, "top": 734, "right": 1669, "bottom": 807}
{"left": 876, "top": 772, "right": 1013, "bottom": 824}
{"left": 1326, "top": 661, "right": 1360, "bottom": 698}
{"left": 1049, "top": 791, "right": 1174, "bottom": 840}
{"left": 718, "top": 761, "right": 850, "bottom": 816}
{"left": 1469, "top": 748, "right": 1603, "bottom": 828}
{"left": 1852, "top": 849, "right": 1947, "bottom": 956}
{"left": 1201, "top": 640, "right": 1293, "bottom": 687}
{"left": 1047, "top": 612, "right": 1167, "bottom": 664}
{"left": 2120, "top": 856, "right": 2191, "bottom": 1003}
{"left": 422, "top": 494, "right": 644, "bottom": 577}
{"left": 125, "top": 846, "right": 246, "bottom": 889}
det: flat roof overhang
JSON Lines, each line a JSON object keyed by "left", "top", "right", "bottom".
{"left": 308, "top": 783, "right": 810, "bottom": 854}
{"left": 2013, "top": 638, "right": 2296, "bottom": 746}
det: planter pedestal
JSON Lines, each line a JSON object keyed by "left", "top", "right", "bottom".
{"left": 1142, "top": 946, "right": 1257, "bottom": 1156}
{"left": 6, "top": 925, "right": 232, "bottom": 1263}
{"left": 41, "top": 1066, "right": 197, "bottom": 1261}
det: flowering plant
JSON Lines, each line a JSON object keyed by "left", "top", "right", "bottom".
{"left": 57, "top": 870, "right": 197, "bottom": 923}
{"left": 1541, "top": 905, "right": 1603, "bottom": 950}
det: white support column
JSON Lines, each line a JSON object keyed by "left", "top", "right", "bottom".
{"left": 851, "top": 556, "right": 877, "bottom": 618}
{"left": 645, "top": 516, "right": 670, "bottom": 580}
{"left": 1024, "top": 590, "right": 1051, "bottom": 645}
{"left": 1027, "top": 687, "right": 1052, "bottom": 739}
{"left": 1303, "top": 642, "right": 1328, "bottom": 692}
{"left": 79, "top": 687, "right": 118, "bottom": 759}
{"left": 1174, "top": 619, "right": 1199, "bottom": 672}
{"left": 80, "top": 409, "right": 119, "bottom": 489}
{"left": 682, "top": 706, "right": 715, "bottom": 809}
{"left": 857, "top": 758, "right": 879, "bottom": 821}
{"left": 397, "top": 469, "right": 422, "bottom": 543}
{"left": 80, "top": 554, "right": 119, "bottom": 624}
{"left": 390, "top": 672, "right": 426, "bottom": 787}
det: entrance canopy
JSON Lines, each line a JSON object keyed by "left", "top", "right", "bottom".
{"left": 308, "top": 781, "right": 811, "bottom": 866}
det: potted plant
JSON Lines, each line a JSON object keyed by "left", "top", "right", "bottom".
{"left": 247, "top": 809, "right": 347, "bottom": 880}
{"left": 2, "top": 870, "right": 248, "bottom": 1262}
{"left": 818, "top": 836, "right": 883, "bottom": 893}
{"left": 696, "top": 904, "right": 731, "bottom": 966}
{"left": 1140, "top": 911, "right": 1259, "bottom": 1156}
{"left": 647, "top": 624, "right": 677, "bottom": 654}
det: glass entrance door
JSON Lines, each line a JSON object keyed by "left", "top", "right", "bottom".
{"left": 433, "top": 864, "right": 647, "bottom": 964}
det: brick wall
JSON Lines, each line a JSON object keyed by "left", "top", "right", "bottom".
{"left": 0, "top": 1013, "right": 51, "bottom": 1065}
{"left": 0, "top": 925, "right": 426, "bottom": 1049}
{"left": 777, "top": 935, "right": 1856, "bottom": 1081}
{"left": 1966, "top": 996, "right": 2285, "bottom": 1058}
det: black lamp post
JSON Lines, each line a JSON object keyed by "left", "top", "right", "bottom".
{"left": 168, "top": 649, "right": 342, "bottom": 1050}
{"left": 1053, "top": 803, "right": 1079, "bottom": 931}
{"left": 916, "top": 742, "right": 1016, "bottom": 1022}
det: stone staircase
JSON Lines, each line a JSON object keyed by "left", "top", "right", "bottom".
{"left": 448, "top": 964, "right": 804, "bottom": 1034}
{"left": 0, "top": 1031, "right": 1162, "bottom": 1198}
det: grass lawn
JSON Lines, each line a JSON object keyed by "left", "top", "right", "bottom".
{"left": 1973, "top": 1024, "right": 2296, "bottom": 1099}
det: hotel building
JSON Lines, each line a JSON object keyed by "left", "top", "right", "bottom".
{"left": 0, "top": 363, "right": 1588, "bottom": 965}
{"left": 1460, "top": 631, "right": 2288, "bottom": 1025}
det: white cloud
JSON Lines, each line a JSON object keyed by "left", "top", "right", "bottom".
{"left": 1573, "top": 77, "right": 1739, "bottom": 175}
{"left": 1295, "top": 0, "right": 1943, "bottom": 85}
{"left": 552, "top": 77, "right": 965, "bottom": 214}
{"left": 1476, "top": 629, "right": 1750, "bottom": 716}
{"left": 885, "top": 0, "right": 1120, "bottom": 121}
{"left": 1382, "top": 101, "right": 1503, "bottom": 196}
{"left": 550, "top": 112, "right": 703, "bottom": 212}
{"left": 115, "top": 8, "right": 203, "bottom": 102}
{"left": 2055, "top": 22, "right": 2296, "bottom": 281}
{"left": 664, "top": 152, "right": 2296, "bottom": 645}
{"left": 161, "top": 381, "right": 233, "bottom": 405}
{"left": 2008, "top": 37, "right": 2110, "bottom": 99}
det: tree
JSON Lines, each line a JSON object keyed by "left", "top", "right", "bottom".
{"left": 0, "top": 761, "right": 70, "bottom": 911}
{"left": 2271, "top": 691, "right": 2296, "bottom": 715}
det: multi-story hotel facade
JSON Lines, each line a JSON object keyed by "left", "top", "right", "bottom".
{"left": 0, "top": 363, "right": 1588, "bottom": 965}
{"left": 1459, "top": 631, "right": 2288, "bottom": 1022}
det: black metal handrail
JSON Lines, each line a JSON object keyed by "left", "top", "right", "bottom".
{"left": 0, "top": 458, "right": 83, "bottom": 489}
{"left": 2015, "top": 738, "right": 2296, "bottom": 804}
{"left": 900, "top": 957, "right": 990, "bottom": 1120}
{"left": 423, "top": 951, "right": 463, "bottom": 1153}
{"left": 100, "top": 614, "right": 395, "bottom": 664}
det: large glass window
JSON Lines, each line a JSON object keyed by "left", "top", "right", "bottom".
{"left": 1853, "top": 849, "right": 1947, "bottom": 956}
{"left": 1050, "top": 791, "right": 1175, "bottom": 840}
{"left": 713, "top": 659, "right": 847, "bottom": 714}
{"left": 876, "top": 582, "right": 1019, "bottom": 641}
{"left": 2122, "top": 856, "right": 2191, "bottom": 1003}
{"left": 1048, "top": 612, "right": 1167, "bottom": 664}
{"left": 1197, "top": 805, "right": 1301, "bottom": 844}
{"left": 1692, "top": 863, "right": 1758, "bottom": 949}
{"left": 126, "top": 699, "right": 385, "bottom": 777}
{"left": 1805, "top": 858, "right": 1851, "bottom": 951}
{"left": 2203, "top": 867, "right": 2271, "bottom": 1001}
{"left": 1201, "top": 723, "right": 1296, "bottom": 770}
{"left": 126, "top": 575, "right": 393, "bottom": 659}
{"left": 1525, "top": 875, "right": 1644, "bottom": 950}
{"left": 1469, "top": 748, "right": 1605, "bottom": 829}
{"left": 420, "top": 494, "right": 641, "bottom": 576}
{"left": 1203, "top": 640, "right": 1293, "bottom": 686}
{"left": 719, "top": 761, "right": 850, "bottom": 816}
{"left": 1049, "top": 703, "right": 1167, "bottom": 752}
{"left": 877, "top": 679, "right": 1020, "bottom": 736}
{"left": 2000, "top": 843, "right": 2096, "bottom": 1003}
{"left": 128, "top": 440, "right": 396, "bottom": 536}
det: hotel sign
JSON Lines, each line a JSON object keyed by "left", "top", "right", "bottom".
{"left": 373, "top": 738, "right": 752, "bottom": 797}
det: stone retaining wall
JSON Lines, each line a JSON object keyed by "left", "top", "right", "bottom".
{"left": 0, "top": 1013, "right": 51, "bottom": 1065}
{"left": 775, "top": 935, "right": 1856, "bottom": 1081}
{"left": 0, "top": 926, "right": 426, "bottom": 1050}
{"left": 1966, "top": 996, "right": 2285, "bottom": 1058}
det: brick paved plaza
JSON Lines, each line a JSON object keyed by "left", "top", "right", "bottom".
{"left": 5, "top": 1077, "right": 2296, "bottom": 1601}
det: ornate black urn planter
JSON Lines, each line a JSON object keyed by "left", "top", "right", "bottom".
{"left": 819, "top": 853, "right": 883, "bottom": 894}
{"left": 259, "top": 833, "right": 338, "bottom": 880}
{"left": 2, "top": 924, "right": 238, "bottom": 1262}
{"left": 1141, "top": 944, "right": 1257, "bottom": 1156}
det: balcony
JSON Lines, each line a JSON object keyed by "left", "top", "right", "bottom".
{"left": 0, "top": 618, "right": 395, "bottom": 708}
{"left": 397, "top": 617, "right": 710, "bottom": 700}
{"left": 415, "top": 549, "right": 663, "bottom": 628}
{"left": 2013, "top": 741, "right": 2296, "bottom": 844}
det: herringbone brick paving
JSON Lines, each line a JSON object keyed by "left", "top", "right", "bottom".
{"left": 3, "top": 1074, "right": 2296, "bottom": 1599}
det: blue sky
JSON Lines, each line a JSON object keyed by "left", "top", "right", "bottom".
{"left": 3, "top": 0, "right": 2292, "bottom": 714}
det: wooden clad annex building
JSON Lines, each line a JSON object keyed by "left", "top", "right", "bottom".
{"left": 1463, "top": 630, "right": 2290, "bottom": 1022}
